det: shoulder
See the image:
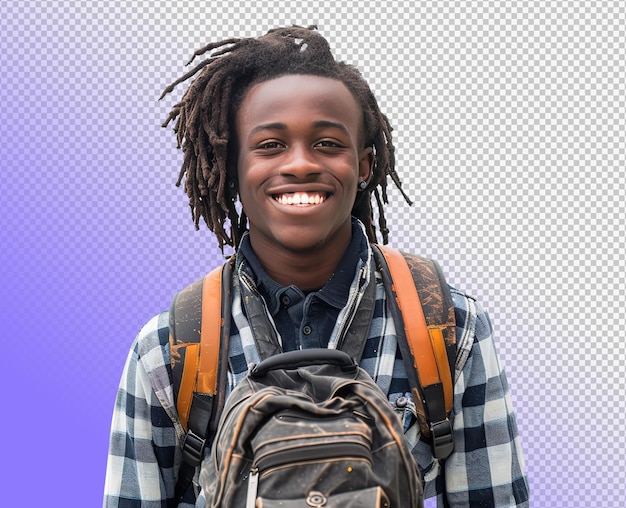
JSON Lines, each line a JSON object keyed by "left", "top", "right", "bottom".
{"left": 447, "top": 287, "right": 496, "bottom": 378}
{"left": 129, "top": 311, "right": 173, "bottom": 396}
{"left": 133, "top": 311, "right": 171, "bottom": 362}
{"left": 449, "top": 287, "right": 493, "bottom": 342}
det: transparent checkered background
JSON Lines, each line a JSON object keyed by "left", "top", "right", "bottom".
{"left": 1, "top": 1, "right": 624, "bottom": 506}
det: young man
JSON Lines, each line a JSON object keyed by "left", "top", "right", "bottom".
{"left": 103, "top": 26, "right": 529, "bottom": 507}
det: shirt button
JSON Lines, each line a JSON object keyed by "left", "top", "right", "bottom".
{"left": 302, "top": 325, "right": 312, "bottom": 335}
{"left": 281, "top": 295, "right": 291, "bottom": 306}
{"left": 396, "top": 396, "right": 408, "bottom": 408}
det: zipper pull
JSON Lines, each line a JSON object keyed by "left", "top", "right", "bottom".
{"left": 246, "top": 466, "right": 259, "bottom": 508}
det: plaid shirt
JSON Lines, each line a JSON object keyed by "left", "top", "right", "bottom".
{"left": 103, "top": 233, "right": 529, "bottom": 508}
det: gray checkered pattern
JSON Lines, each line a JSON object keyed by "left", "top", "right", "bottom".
{"left": 103, "top": 239, "right": 527, "bottom": 506}
{"left": 2, "top": 1, "right": 624, "bottom": 506}
{"left": 151, "top": 9, "right": 626, "bottom": 504}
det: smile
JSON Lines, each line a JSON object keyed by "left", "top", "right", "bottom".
{"left": 273, "top": 192, "right": 328, "bottom": 206}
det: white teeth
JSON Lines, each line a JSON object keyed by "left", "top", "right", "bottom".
{"left": 275, "top": 192, "right": 326, "bottom": 206}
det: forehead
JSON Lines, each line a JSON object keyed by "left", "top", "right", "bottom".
{"left": 235, "top": 74, "right": 364, "bottom": 138}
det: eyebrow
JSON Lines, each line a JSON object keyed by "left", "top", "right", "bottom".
{"left": 312, "top": 120, "right": 350, "bottom": 134}
{"left": 249, "top": 122, "right": 287, "bottom": 136}
{"left": 248, "top": 120, "right": 350, "bottom": 137}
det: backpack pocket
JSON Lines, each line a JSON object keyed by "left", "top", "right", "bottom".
{"left": 247, "top": 410, "right": 381, "bottom": 506}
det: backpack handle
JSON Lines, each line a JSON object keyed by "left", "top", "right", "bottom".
{"left": 250, "top": 348, "right": 357, "bottom": 378}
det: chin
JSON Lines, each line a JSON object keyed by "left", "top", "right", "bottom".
{"left": 249, "top": 218, "right": 352, "bottom": 256}
{"left": 276, "top": 237, "right": 330, "bottom": 253}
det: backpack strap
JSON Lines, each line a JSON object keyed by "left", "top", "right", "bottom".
{"left": 373, "top": 244, "right": 456, "bottom": 459}
{"left": 169, "top": 257, "right": 233, "bottom": 501}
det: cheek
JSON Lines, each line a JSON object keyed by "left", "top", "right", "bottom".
{"left": 236, "top": 173, "right": 263, "bottom": 215}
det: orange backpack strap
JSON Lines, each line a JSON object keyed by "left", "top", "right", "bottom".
{"left": 169, "top": 257, "right": 233, "bottom": 484}
{"left": 374, "top": 245, "right": 456, "bottom": 459}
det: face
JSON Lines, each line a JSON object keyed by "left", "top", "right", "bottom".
{"left": 235, "top": 74, "right": 373, "bottom": 258}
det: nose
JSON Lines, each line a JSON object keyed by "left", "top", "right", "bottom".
{"left": 279, "top": 143, "right": 322, "bottom": 178}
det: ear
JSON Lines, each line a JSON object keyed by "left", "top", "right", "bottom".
{"left": 358, "top": 146, "right": 375, "bottom": 184}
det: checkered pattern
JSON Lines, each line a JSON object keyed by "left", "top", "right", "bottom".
{"left": 2, "top": 2, "right": 624, "bottom": 507}
{"left": 103, "top": 232, "right": 528, "bottom": 507}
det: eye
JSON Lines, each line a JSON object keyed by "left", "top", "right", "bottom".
{"left": 257, "top": 141, "right": 283, "bottom": 150}
{"left": 254, "top": 141, "right": 284, "bottom": 152}
{"left": 315, "top": 140, "right": 343, "bottom": 149}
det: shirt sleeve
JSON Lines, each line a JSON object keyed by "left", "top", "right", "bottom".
{"left": 103, "top": 312, "right": 190, "bottom": 508}
{"left": 414, "top": 290, "right": 530, "bottom": 507}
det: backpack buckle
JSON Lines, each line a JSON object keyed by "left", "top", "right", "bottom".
{"left": 430, "top": 419, "right": 454, "bottom": 459}
{"left": 182, "top": 429, "right": 206, "bottom": 467}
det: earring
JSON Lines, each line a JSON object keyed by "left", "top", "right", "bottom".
{"left": 358, "top": 180, "right": 367, "bottom": 190}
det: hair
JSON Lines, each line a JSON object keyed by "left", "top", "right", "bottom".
{"left": 161, "top": 25, "right": 411, "bottom": 251}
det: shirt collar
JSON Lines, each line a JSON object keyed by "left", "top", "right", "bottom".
{"left": 236, "top": 218, "right": 370, "bottom": 314}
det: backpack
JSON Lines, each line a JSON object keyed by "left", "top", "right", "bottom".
{"left": 169, "top": 244, "right": 457, "bottom": 502}
{"left": 200, "top": 348, "right": 423, "bottom": 507}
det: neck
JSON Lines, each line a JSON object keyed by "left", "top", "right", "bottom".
{"left": 247, "top": 234, "right": 351, "bottom": 292}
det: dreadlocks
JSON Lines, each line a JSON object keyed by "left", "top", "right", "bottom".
{"left": 161, "top": 25, "right": 411, "bottom": 251}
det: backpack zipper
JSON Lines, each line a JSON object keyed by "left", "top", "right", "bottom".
{"left": 256, "top": 441, "right": 372, "bottom": 472}
{"left": 246, "top": 466, "right": 259, "bottom": 508}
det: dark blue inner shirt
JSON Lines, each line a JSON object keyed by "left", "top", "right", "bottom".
{"left": 238, "top": 219, "right": 369, "bottom": 351}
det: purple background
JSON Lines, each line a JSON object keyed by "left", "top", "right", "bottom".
{"left": 1, "top": 3, "right": 225, "bottom": 503}
{"left": 2, "top": 2, "right": 625, "bottom": 506}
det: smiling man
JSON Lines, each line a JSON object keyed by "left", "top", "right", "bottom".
{"left": 103, "top": 26, "right": 529, "bottom": 508}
